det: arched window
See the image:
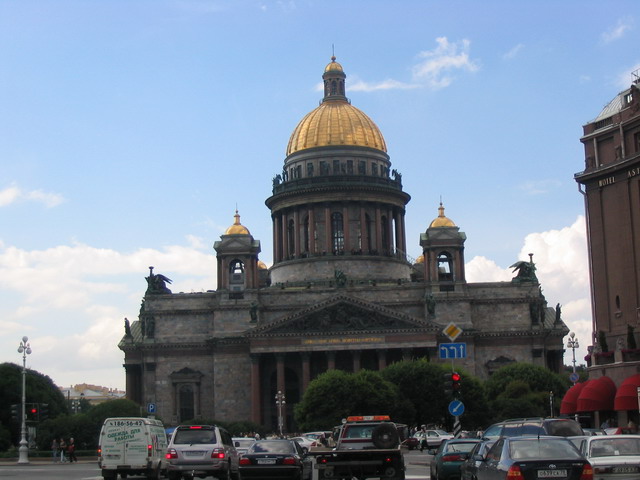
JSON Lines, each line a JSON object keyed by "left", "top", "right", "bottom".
{"left": 331, "top": 80, "right": 337, "bottom": 95}
{"left": 437, "top": 252, "right": 454, "bottom": 282}
{"left": 287, "top": 219, "right": 295, "bottom": 257}
{"left": 178, "top": 384, "right": 195, "bottom": 423}
{"left": 229, "top": 260, "right": 245, "bottom": 286}
{"left": 331, "top": 212, "right": 344, "bottom": 254}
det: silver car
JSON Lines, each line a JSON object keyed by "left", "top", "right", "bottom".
{"left": 166, "top": 425, "right": 240, "bottom": 480}
{"left": 577, "top": 435, "right": 640, "bottom": 480}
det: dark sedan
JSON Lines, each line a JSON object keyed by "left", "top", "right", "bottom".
{"left": 476, "top": 436, "right": 593, "bottom": 480}
{"left": 239, "top": 439, "right": 312, "bottom": 480}
{"left": 430, "top": 438, "right": 482, "bottom": 480}
{"left": 460, "top": 440, "right": 494, "bottom": 480}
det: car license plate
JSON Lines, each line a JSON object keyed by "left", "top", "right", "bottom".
{"left": 537, "top": 470, "right": 567, "bottom": 477}
{"left": 185, "top": 451, "right": 205, "bottom": 456}
{"left": 613, "top": 466, "right": 639, "bottom": 474}
{"left": 257, "top": 459, "right": 276, "bottom": 464}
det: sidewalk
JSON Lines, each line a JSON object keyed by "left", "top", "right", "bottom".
{"left": 0, "top": 457, "right": 97, "bottom": 465}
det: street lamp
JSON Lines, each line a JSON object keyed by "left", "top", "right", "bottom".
{"left": 17, "top": 336, "right": 32, "bottom": 465}
{"left": 567, "top": 332, "right": 580, "bottom": 381}
{"left": 275, "top": 390, "right": 286, "bottom": 437}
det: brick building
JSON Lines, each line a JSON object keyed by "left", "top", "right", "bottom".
{"left": 565, "top": 71, "right": 640, "bottom": 428}
{"left": 120, "top": 57, "right": 567, "bottom": 430}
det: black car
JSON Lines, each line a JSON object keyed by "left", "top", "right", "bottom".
{"left": 476, "top": 436, "right": 593, "bottom": 480}
{"left": 239, "top": 439, "right": 312, "bottom": 480}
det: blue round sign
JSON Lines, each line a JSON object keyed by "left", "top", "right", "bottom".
{"left": 569, "top": 373, "right": 579, "bottom": 383}
{"left": 448, "top": 400, "right": 464, "bottom": 416}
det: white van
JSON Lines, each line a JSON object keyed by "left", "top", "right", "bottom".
{"left": 98, "top": 417, "right": 167, "bottom": 480}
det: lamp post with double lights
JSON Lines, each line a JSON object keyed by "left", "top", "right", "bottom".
{"left": 567, "top": 332, "right": 580, "bottom": 381}
{"left": 17, "top": 336, "right": 32, "bottom": 465}
{"left": 275, "top": 390, "right": 286, "bottom": 437}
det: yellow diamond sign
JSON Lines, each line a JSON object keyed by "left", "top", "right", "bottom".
{"left": 443, "top": 322, "right": 462, "bottom": 342}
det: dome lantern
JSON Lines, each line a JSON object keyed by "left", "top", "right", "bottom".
{"left": 224, "top": 210, "right": 250, "bottom": 235}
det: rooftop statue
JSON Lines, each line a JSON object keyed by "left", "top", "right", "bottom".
{"left": 145, "top": 266, "right": 172, "bottom": 295}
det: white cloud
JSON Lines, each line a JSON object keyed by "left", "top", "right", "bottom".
{"left": 0, "top": 237, "right": 217, "bottom": 389}
{"left": 0, "top": 183, "right": 64, "bottom": 208}
{"left": 349, "top": 78, "right": 417, "bottom": 92}
{"left": 503, "top": 43, "right": 524, "bottom": 60}
{"left": 466, "top": 216, "right": 591, "bottom": 366}
{"left": 601, "top": 17, "right": 633, "bottom": 44}
{"left": 412, "top": 37, "right": 480, "bottom": 89}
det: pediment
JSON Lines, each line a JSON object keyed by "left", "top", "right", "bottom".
{"left": 214, "top": 236, "right": 260, "bottom": 252}
{"left": 247, "top": 294, "right": 439, "bottom": 337}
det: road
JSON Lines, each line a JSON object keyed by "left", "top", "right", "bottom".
{"left": 0, "top": 449, "right": 433, "bottom": 479}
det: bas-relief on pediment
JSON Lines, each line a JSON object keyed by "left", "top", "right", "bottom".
{"left": 251, "top": 296, "right": 432, "bottom": 335}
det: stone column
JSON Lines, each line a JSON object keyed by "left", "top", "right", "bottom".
{"left": 308, "top": 208, "right": 316, "bottom": 254}
{"left": 402, "top": 348, "right": 412, "bottom": 362}
{"left": 273, "top": 216, "right": 279, "bottom": 263}
{"left": 294, "top": 209, "right": 300, "bottom": 258}
{"left": 301, "top": 353, "right": 311, "bottom": 392}
{"left": 325, "top": 205, "right": 332, "bottom": 254}
{"left": 375, "top": 205, "right": 382, "bottom": 253}
{"left": 360, "top": 205, "right": 367, "bottom": 252}
{"left": 352, "top": 351, "right": 361, "bottom": 372}
{"left": 327, "top": 351, "right": 336, "bottom": 370}
{"left": 281, "top": 213, "right": 289, "bottom": 260}
{"left": 343, "top": 205, "right": 350, "bottom": 253}
{"left": 377, "top": 349, "right": 387, "bottom": 370}
{"left": 250, "top": 355, "right": 261, "bottom": 424}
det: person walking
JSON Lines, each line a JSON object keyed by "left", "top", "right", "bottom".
{"left": 59, "top": 437, "right": 67, "bottom": 463}
{"left": 51, "top": 438, "right": 59, "bottom": 462}
{"left": 67, "top": 437, "right": 77, "bottom": 463}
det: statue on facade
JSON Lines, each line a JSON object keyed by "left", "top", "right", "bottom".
{"left": 334, "top": 269, "right": 347, "bottom": 287}
{"left": 249, "top": 302, "right": 259, "bottom": 323}
{"left": 145, "top": 266, "right": 172, "bottom": 294}
{"left": 555, "top": 303, "right": 562, "bottom": 324}
{"left": 124, "top": 318, "right": 132, "bottom": 337}
{"left": 425, "top": 293, "right": 436, "bottom": 316}
{"left": 510, "top": 259, "right": 538, "bottom": 283}
{"left": 146, "top": 316, "right": 155, "bottom": 338}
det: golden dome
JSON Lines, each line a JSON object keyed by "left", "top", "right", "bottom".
{"left": 415, "top": 255, "right": 424, "bottom": 264}
{"left": 287, "top": 101, "right": 387, "bottom": 155}
{"left": 429, "top": 203, "right": 456, "bottom": 228}
{"left": 224, "top": 210, "right": 250, "bottom": 235}
{"left": 324, "top": 56, "right": 344, "bottom": 73}
{"left": 286, "top": 57, "right": 387, "bottom": 156}
{"left": 257, "top": 260, "right": 268, "bottom": 270}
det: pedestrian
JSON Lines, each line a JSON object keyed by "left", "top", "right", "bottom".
{"left": 67, "top": 437, "right": 77, "bottom": 463}
{"left": 51, "top": 438, "right": 59, "bottom": 462}
{"left": 59, "top": 437, "right": 67, "bottom": 462}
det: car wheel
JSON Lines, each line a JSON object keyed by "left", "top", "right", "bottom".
{"left": 146, "top": 466, "right": 161, "bottom": 480}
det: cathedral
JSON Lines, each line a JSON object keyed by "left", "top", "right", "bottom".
{"left": 120, "top": 57, "right": 567, "bottom": 430}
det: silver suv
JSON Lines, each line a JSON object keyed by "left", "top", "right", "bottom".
{"left": 166, "top": 425, "right": 240, "bottom": 480}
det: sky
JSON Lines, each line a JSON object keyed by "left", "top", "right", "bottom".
{"left": 1, "top": 0, "right": 638, "bottom": 391}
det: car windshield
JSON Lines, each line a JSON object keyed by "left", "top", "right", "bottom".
{"left": 445, "top": 442, "right": 478, "bottom": 453}
{"left": 250, "top": 441, "right": 295, "bottom": 454}
{"left": 174, "top": 427, "right": 216, "bottom": 444}
{"left": 589, "top": 438, "right": 640, "bottom": 457}
{"left": 434, "top": 430, "right": 449, "bottom": 435}
{"left": 510, "top": 439, "right": 582, "bottom": 460}
{"left": 235, "top": 439, "right": 255, "bottom": 448}
{"left": 344, "top": 425, "right": 374, "bottom": 438}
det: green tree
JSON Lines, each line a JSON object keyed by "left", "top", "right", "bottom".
{"left": 485, "top": 363, "right": 569, "bottom": 421}
{"left": 294, "top": 369, "right": 410, "bottom": 431}
{"left": 381, "top": 360, "right": 490, "bottom": 431}
{"left": 0, "top": 362, "right": 68, "bottom": 447}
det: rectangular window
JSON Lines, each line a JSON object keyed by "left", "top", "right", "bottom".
{"left": 347, "top": 160, "right": 353, "bottom": 174}
{"left": 358, "top": 160, "right": 366, "bottom": 175}
{"left": 307, "top": 163, "right": 314, "bottom": 177}
{"left": 333, "top": 160, "right": 340, "bottom": 174}
{"left": 372, "top": 163, "right": 378, "bottom": 176}
{"left": 320, "top": 161, "right": 329, "bottom": 174}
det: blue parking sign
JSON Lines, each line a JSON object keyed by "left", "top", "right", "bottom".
{"left": 147, "top": 403, "right": 156, "bottom": 414}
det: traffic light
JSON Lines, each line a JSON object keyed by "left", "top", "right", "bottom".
{"left": 40, "top": 403, "right": 49, "bottom": 421}
{"left": 444, "top": 372, "right": 453, "bottom": 396}
{"left": 10, "top": 404, "right": 19, "bottom": 422}
{"left": 27, "top": 403, "right": 39, "bottom": 422}
{"left": 452, "top": 372, "right": 461, "bottom": 398}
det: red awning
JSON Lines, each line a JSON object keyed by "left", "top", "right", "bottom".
{"left": 560, "top": 381, "right": 588, "bottom": 415}
{"left": 576, "top": 376, "right": 616, "bottom": 412}
{"left": 614, "top": 374, "right": 640, "bottom": 411}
